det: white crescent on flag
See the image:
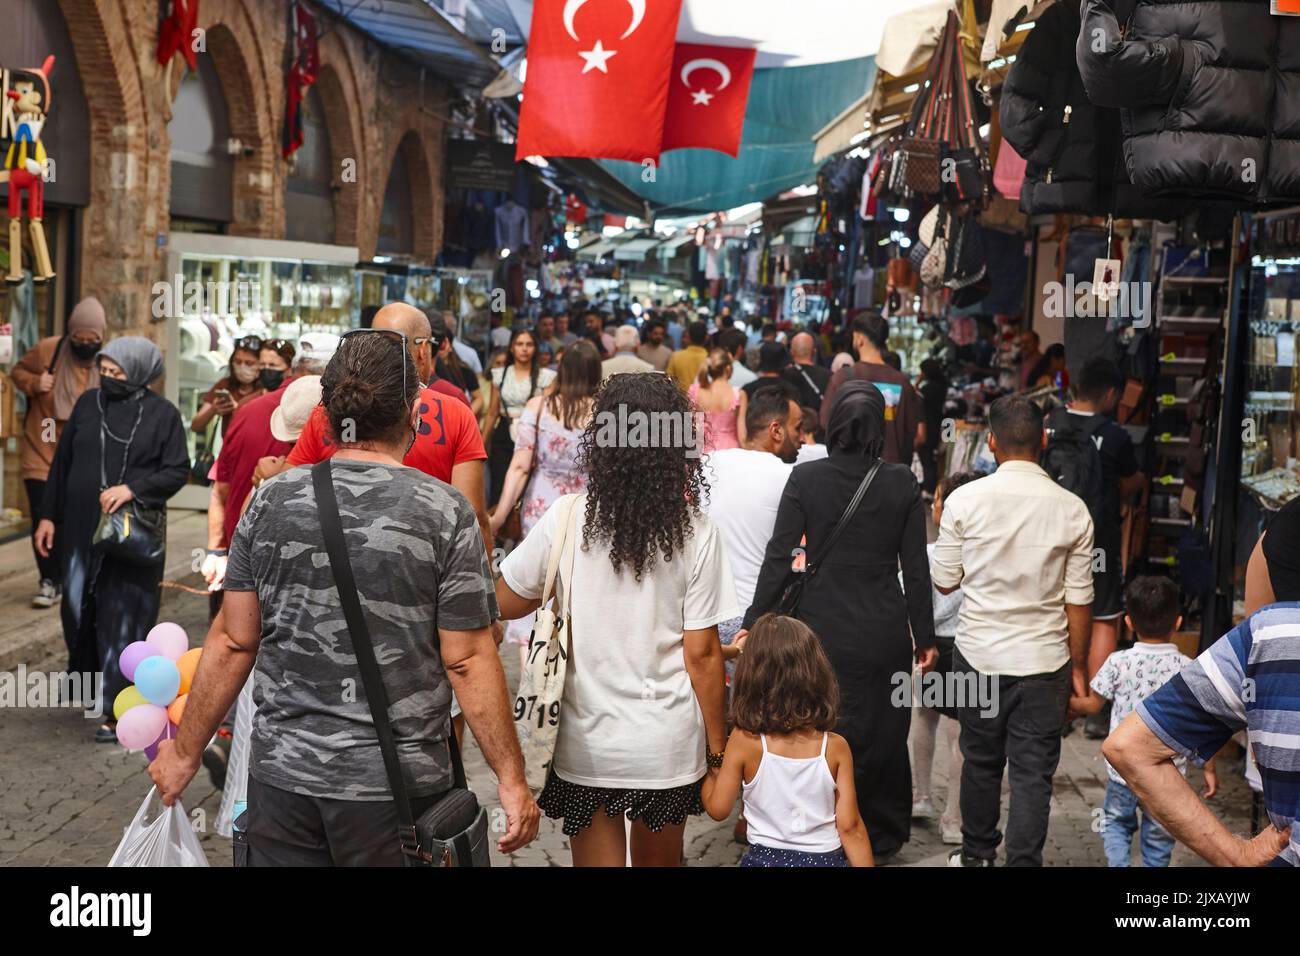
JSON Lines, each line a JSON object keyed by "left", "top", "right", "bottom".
{"left": 562, "top": 0, "right": 647, "bottom": 41}
{"left": 680, "top": 58, "right": 732, "bottom": 91}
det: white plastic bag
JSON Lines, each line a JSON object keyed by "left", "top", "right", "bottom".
{"left": 108, "top": 786, "right": 209, "bottom": 867}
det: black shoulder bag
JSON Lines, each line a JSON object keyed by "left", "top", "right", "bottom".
{"left": 312, "top": 460, "right": 490, "bottom": 867}
{"left": 778, "top": 458, "right": 883, "bottom": 617}
{"left": 91, "top": 395, "right": 167, "bottom": 567}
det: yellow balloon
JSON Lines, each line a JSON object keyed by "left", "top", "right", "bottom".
{"left": 167, "top": 694, "right": 187, "bottom": 726}
{"left": 113, "top": 686, "right": 147, "bottom": 721}
{"left": 177, "top": 648, "right": 202, "bottom": 697}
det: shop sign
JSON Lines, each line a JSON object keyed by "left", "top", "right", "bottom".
{"left": 1259, "top": 213, "right": 1300, "bottom": 256}
{"left": 446, "top": 140, "right": 519, "bottom": 192}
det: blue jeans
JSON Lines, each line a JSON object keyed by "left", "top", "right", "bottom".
{"left": 1103, "top": 779, "right": 1174, "bottom": 867}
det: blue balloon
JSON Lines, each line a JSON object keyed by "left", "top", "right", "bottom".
{"left": 133, "top": 655, "right": 181, "bottom": 706}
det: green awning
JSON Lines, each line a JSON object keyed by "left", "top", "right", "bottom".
{"left": 598, "top": 56, "right": 875, "bottom": 215}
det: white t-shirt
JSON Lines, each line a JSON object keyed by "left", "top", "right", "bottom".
{"left": 500, "top": 497, "right": 739, "bottom": 788}
{"left": 702, "top": 448, "right": 793, "bottom": 612}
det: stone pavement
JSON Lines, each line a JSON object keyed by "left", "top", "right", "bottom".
{"left": 0, "top": 518, "right": 1257, "bottom": 867}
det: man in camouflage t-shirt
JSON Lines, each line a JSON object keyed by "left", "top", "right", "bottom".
{"left": 223, "top": 460, "right": 498, "bottom": 802}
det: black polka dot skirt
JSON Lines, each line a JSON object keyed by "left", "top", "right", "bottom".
{"left": 537, "top": 770, "right": 705, "bottom": 837}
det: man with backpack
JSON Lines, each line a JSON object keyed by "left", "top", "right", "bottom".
{"left": 1044, "top": 357, "right": 1144, "bottom": 738}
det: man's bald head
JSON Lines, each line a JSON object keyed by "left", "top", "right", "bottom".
{"left": 373, "top": 303, "right": 433, "bottom": 382}
{"left": 791, "top": 332, "right": 815, "bottom": 362}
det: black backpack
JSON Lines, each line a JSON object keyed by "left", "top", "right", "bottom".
{"left": 1042, "top": 407, "right": 1105, "bottom": 523}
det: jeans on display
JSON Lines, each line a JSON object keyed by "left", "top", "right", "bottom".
{"left": 1102, "top": 779, "right": 1175, "bottom": 867}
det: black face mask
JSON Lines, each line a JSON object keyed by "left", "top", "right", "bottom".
{"left": 259, "top": 369, "right": 286, "bottom": 391}
{"left": 69, "top": 340, "right": 101, "bottom": 361}
{"left": 100, "top": 377, "right": 139, "bottom": 402}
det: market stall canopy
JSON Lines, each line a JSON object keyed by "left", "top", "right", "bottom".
{"left": 612, "top": 236, "right": 664, "bottom": 262}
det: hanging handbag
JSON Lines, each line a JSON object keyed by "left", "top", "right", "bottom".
{"left": 941, "top": 20, "right": 989, "bottom": 207}
{"left": 189, "top": 414, "right": 218, "bottom": 486}
{"left": 312, "top": 460, "right": 490, "bottom": 868}
{"left": 92, "top": 397, "right": 166, "bottom": 567}
{"left": 513, "top": 493, "right": 582, "bottom": 792}
{"left": 899, "top": 15, "right": 957, "bottom": 199}
{"left": 778, "top": 460, "right": 882, "bottom": 618}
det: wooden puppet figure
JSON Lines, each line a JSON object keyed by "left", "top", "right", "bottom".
{"left": 3, "top": 55, "right": 55, "bottom": 285}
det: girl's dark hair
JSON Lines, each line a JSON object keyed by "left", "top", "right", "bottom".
{"left": 730, "top": 614, "right": 840, "bottom": 734}
{"left": 547, "top": 339, "right": 601, "bottom": 430}
{"left": 577, "top": 372, "right": 708, "bottom": 579}
{"left": 935, "top": 469, "right": 982, "bottom": 503}
{"left": 320, "top": 333, "right": 419, "bottom": 447}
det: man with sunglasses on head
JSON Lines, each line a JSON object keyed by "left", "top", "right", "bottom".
{"left": 284, "top": 304, "right": 493, "bottom": 560}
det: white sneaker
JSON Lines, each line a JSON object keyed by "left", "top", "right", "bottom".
{"left": 911, "top": 797, "right": 936, "bottom": 820}
{"left": 32, "top": 579, "right": 59, "bottom": 609}
{"left": 940, "top": 815, "right": 962, "bottom": 845}
{"left": 947, "top": 848, "right": 993, "bottom": 867}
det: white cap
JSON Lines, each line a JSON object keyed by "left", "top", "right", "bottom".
{"left": 490, "top": 326, "right": 512, "bottom": 349}
{"left": 297, "top": 332, "right": 341, "bottom": 366}
{"left": 270, "top": 375, "right": 323, "bottom": 442}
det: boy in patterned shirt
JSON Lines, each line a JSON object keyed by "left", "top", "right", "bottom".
{"left": 1070, "top": 576, "right": 1217, "bottom": 866}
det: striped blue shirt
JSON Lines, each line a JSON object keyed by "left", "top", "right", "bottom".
{"left": 1137, "top": 603, "right": 1300, "bottom": 867}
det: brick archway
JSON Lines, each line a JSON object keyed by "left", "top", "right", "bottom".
{"left": 312, "top": 64, "right": 360, "bottom": 246}
{"left": 386, "top": 130, "right": 438, "bottom": 259}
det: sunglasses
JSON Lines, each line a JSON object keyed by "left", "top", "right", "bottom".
{"left": 235, "top": 336, "right": 293, "bottom": 354}
{"left": 340, "top": 327, "right": 412, "bottom": 398}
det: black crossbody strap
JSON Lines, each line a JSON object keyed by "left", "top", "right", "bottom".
{"left": 807, "top": 458, "right": 883, "bottom": 578}
{"left": 312, "top": 461, "right": 464, "bottom": 863}
{"left": 798, "top": 366, "right": 824, "bottom": 402}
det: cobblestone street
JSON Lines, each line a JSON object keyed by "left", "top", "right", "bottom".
{"left": 0, "top": 517, "right": 1256, "bottom": 868}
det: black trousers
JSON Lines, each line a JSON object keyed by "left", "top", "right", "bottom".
{"left": 236, "top": 775, "right": 445, "bottom": 866}
{"left": 954, "top": 647, "right": 1070, "bottom": 866}
{"left": 25, "top": 479, "right": 60, "bottom": 584}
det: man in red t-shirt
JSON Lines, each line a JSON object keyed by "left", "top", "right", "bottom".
{"left": 286, "top": 376, "right": 491, "bottom": 557}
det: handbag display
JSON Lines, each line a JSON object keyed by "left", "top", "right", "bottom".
{"left": 778, "top": 460, "right": 882, "bottom": 618}
{"left": 312, "top": 460, "right": 490, "bottom": 867}
{"left": 513, "top": 493, "right": 582, "bottom": 792}
{"left": 92, "top": 397, "right": 166, "bottom": 567}
{"left": 940, "top": 16, "right": 989, "bottom": 207}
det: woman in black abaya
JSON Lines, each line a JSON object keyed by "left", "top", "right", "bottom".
{"left": 744, "top": 381, "right": 937, "bottom": 858}
{"left": 36, "top": 337, "right": 190, "bottom": 742}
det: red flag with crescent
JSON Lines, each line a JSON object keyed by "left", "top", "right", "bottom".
{"left": 516, "top": 0, "right": 684, "bottom": 162}
{"left": 661, "top": 43, "right": 756, "bottom": 157}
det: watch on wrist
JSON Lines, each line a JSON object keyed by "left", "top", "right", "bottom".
{"left": 206, "top": 548, "right": 228, "bottom": 556}
{"left": 706, "top": 748, "right": 725, "bottom": 769}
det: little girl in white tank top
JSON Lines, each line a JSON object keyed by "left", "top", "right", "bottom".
{"left": 701, "top": 614, "right": 875, "bottom": 867}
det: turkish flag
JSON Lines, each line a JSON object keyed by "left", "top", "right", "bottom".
{"left": 516, "top": 0, "right": 684, "bottom": 163}
{"left": 661, "top": 43, "right": 757, "bottom": 157}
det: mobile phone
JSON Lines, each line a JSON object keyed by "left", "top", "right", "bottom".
{"left": 214, "top": 388, "right": 234, "bottom": 404}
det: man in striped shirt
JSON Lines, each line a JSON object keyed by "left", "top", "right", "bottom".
{"left": 1105, "top": 604, "right": 1297, "bottom": 866}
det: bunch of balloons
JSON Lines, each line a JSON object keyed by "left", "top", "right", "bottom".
{"left": 112, "top": 622, "right": 201, "bottom": 758}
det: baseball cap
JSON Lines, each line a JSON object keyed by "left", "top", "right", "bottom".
{"left": 297, "top": 332, "right": 341, "bottom": 366}
{"left": 270, "top": 375, "right": 324, "bottom": 442}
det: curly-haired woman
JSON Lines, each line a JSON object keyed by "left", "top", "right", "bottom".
{"left": 497, "top": 372, "right": 738, "bottom": 866}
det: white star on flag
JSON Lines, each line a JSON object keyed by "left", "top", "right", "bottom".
{"left": 579, "top": 39, "right": 617, "bottom": 74}
{"left": 690, "top": 89, "right": 714, "bottom": 106}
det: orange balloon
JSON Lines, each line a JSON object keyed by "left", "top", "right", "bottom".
{"left": 177, "top": 647, "right": 202, "bottom": 696}
{"left": 167, "top": 693, "right": 187, "bottom": 726}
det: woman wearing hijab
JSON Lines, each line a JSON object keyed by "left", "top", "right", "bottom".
{"left": 743, "top": 381, "right": 937, "bottom": 859}
{"left": 11, "top": 298, "right": 106, "bottom": 609}
{"left": 35, "top": 337, "right": 190, "bottom": 743}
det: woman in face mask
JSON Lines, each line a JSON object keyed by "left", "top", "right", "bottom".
{"left": 34, "top": 337, "right": 191, "bottom": 743}
{"left": 191, "top": 337, "right": 265, "bottom": 438}
{"left": 11, "top": 297, "right": 107, "bottom": 610}
{"left": 257, "top": 339, "right": 296, "bottom": 393}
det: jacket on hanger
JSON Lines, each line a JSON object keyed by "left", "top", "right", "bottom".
{"left": 1000, "top": 0, "right": 1179, "bottom": 219}
{"left": 1076, "top": 0, "right": 1300, "bottom": 206}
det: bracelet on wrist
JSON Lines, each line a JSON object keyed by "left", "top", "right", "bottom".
{"left": 706, "top": 748, "right": 725, "bottom": 769}
{"left": 206, "top": 548, "right": 228, "bottom": 556}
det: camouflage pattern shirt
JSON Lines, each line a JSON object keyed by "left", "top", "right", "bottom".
{"left": 226, "top": 460, "right": 498, "bottom": 801}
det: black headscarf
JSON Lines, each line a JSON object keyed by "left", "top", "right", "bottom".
{"left": 826, "top": 380, "right": 886, "bottom": 459}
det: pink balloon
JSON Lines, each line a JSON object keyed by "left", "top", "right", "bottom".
{"left": 145, "top": 622, "right": 189, "bottom": 661}
{"left": 118, "top": 642, "right": 154, "bottom": 683}
{"left": 116, "top": 703, "right": 168, "bottom": 750}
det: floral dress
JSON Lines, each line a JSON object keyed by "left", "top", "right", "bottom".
{"left": 505, "top": 403, "right": 589, "bottom": 646}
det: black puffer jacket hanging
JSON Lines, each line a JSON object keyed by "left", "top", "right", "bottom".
{"left": 1000, "top": 0, "right": 1179, "bottom": 218}
{"left": 1077, "top": 0, "right": 1300, "bottom": 205}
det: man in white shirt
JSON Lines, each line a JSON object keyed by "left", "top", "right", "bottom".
{"left": 931, "top": 394, "right": 1094, "bottom": 868}
{"left": 601, "top": 325, "right": 654, "bottom": 380}
{"left": 702, "top": 382, "right": 801, "bottom": 652}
